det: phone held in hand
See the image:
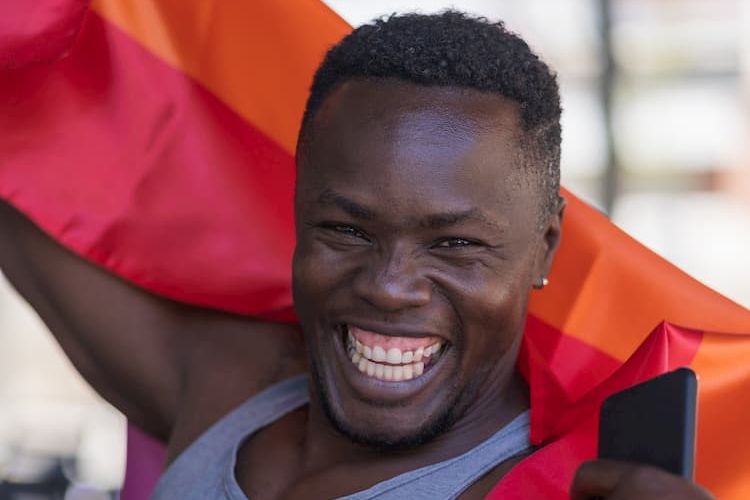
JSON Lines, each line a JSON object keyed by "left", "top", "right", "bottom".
{"left": 598, "top": 367, "right": 698, "bottom": 479}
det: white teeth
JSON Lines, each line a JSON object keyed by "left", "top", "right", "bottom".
{"left": 423, "top": 342, "right": 442, "bottom": 357}
{"left": 349, "top": 356, "right": 427, "bottom": 382}
{"left": 414, "top": 347, "right": 424, "bottom": 362}
{"left": 348, "top": 354, "right": 430, "bottom": 382}
{"left": 346, "top": 333, "right": 445, "bottom": 382}
{"left": 350, "top": 338, "right": 443, "bottom": 363}
{"left": 386, "top": 347, "right": 402, "bottom": 364}
{"left": 414, "top": 361, "right": 424, "bottom": 376}
{"left": 372, "top": 346, "right": 387, "bottom": 362}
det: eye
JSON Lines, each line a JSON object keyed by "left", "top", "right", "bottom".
{"left": 322, "top": 223, "right": 371, "bottom": 242}
{"left": 434, "top": 237, "right": 479, "bottom": 249}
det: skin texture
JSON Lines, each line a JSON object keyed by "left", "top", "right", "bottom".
{"left": 293, "top": 79, "right": 558, "bottom": 449}
{"left": 0, "top": 79, "right": 714, "bottom": 499}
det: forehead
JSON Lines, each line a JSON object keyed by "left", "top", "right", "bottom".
{"left": 298, "top": 79, "right": 537, "bottom": 224}
{"left": 307, "top": 78, "right": 521, "bottom": 152}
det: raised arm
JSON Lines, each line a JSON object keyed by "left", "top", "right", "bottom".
{"left": 0, "top": 200, "right": 305, "bottom": 447}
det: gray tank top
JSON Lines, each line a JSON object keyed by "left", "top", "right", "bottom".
{"left": 152, "top": 375, "right": 531, "bottom": 499}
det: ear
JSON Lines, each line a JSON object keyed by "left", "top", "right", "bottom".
{"left": 535, "top": 196, "right": 566, "bottom": 283}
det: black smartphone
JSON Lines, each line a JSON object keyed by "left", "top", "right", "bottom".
{"left": 598, "top": 367, "right": 698, "bottom": 479}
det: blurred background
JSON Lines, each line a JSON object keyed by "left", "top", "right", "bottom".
{"left": 1, "top": 0, "right": 748, "bottom": 497}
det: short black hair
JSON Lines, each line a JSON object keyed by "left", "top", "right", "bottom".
{"left": 298, "top": 11, "right": 562, "bottom": 216}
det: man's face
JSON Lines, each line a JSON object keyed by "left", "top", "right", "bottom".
{"left": 293, "top": 79, "right": 558, "bottom": 447}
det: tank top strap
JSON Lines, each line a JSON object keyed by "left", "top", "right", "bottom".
{"left": 339, "top": 410, "right": 532, "bottom": 500}
{"left": 153, "top": 374, "right": 308, "bottom": 499}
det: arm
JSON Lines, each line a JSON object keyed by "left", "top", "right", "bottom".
{"left": 0, "top": 200, "right": 305, "bottom": 445}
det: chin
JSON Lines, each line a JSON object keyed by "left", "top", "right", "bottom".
{"left": 309, "top": 353, "right": 466, "bottom": 450}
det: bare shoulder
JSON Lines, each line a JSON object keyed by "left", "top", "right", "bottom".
{"left": 166, "top": 311, "right": 307, "bottom": 461}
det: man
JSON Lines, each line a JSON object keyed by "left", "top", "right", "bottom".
{"left": 0, "top": 11, "right": 714, "bottom": 499}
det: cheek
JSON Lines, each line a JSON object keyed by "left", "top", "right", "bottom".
{"left": 292, "top": 241, "right": 357, "bottom": 307}
{"left": 440, "top": 266, "right": 530, "bottom": 352}
{"left": 292, "top": 244, "right": 323, "bottom": 310}
{"left": 477, "top": 288, "right": 526, "bottom": 346}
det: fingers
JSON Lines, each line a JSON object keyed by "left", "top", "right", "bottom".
{"left": 570, "top": 460, "right": 634, "bottom": 500}
{"left": 570, "top": 460, "right": 715, "bottom": 500}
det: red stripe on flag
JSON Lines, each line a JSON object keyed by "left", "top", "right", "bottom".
{"left": 494, "top": 319, "right": 705, "bottom": 499}
{"left": 488, "top": 414, "right": 598, "bottom": 499}
{"left": 519, "top": 314, "right": 622, "bottom": 403}
{"left": 524, "top": 318, "right": 703, "bottom": 444}
{"left": 0, "top": 11, "right": 297, "bottom": 317}
{"left": 91, "top": 0, "right": 350, "bottom": 154}
{"left": 1, "top": 0, "right": 89, "bottom": 69}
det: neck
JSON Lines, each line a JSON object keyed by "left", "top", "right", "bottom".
{"left": 300, "top": 368, "right": 529, "bottom": 474}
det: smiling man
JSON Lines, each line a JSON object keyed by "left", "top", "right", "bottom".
{"left": 0, "top": 11, "right": 714, "bottom": 500}
{"left": 293, "top": 77, "right": 551, "bottom": 453}
{"left": 291, "top": 16, "right": 565, "bottom": 461}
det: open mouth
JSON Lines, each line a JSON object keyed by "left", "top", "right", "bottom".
{"left": 340, "top": 324, "right": 448, "bottom": 382}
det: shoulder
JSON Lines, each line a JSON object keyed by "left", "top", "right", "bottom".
{"left": 166, "top": 312, "right": 307, "bottom": 462}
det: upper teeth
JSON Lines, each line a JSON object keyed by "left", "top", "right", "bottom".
{"left": 353, "top": 337, "right": 441, "bottom": 365}
{"left": 347, "top": 332, "right": 443, "bottom": 382}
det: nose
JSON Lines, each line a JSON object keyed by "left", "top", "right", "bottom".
{"left": 352, "top": 248, "right": 432, "bottom": 312}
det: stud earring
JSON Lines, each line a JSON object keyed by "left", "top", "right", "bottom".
{"left": 533, "top": 277, "right": 549, "bottom": 289}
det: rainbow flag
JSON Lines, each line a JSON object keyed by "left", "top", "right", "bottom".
{"left": 2, "top": 1, "right": 749, "bottom": 498}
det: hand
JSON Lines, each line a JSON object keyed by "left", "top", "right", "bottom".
{"left": 570, "top": 460, "right": 714, "bottom": 500}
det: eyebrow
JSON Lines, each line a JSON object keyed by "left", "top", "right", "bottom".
{"left": 316, "top": 189, "right": 505, "bottom": 231}
{"left": 317, "top": 189, "right": 374, "bottom": 220}
{"left": 420, "top": 208, "right": 505, "bottom": 232}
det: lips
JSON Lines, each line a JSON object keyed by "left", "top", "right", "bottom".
{"left": 339, "top": 323, "right": 448, "bottom": 383}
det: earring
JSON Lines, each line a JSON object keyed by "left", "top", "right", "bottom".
{"left": 533, "top": 277, "right": 549, "bottom": 289}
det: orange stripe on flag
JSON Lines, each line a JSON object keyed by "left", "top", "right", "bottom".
{"left": 530, "top": 190, "right": 750, "bottom": 361}
{"left": 690, "top": 332, "right": 750, "bottom": 499}
{"left": 91, "top": 0, "right": 351, "bottom": 154}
